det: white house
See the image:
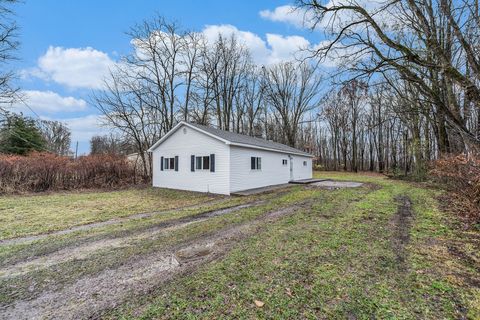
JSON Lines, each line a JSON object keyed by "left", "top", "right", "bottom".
{"left": 148, "top": 121, "right": 313, "bottom": 195}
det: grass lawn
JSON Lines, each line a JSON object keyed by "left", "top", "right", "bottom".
{"left": 0, "top": 187, "right": 215, "bottom": 240}
{"left": 104, "top": 172, "right": 480, "bottom": 319}
{"left": 0, "top": 173, "right": 478, "bottom": 319}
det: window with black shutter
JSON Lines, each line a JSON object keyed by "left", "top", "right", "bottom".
{"left": 195, "top": 156, "right": 210, "bottom": 170}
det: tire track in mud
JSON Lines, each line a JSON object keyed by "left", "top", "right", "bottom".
{"left": 0, "top": 186, "right": 297, "bottom": 247}
{"left": 0, "top": 201, "right": 311, "bottom": 320}
{"left": 391, "top": 196, "right": 413, "bottom": 270}
{"left": 0, "top": 197, "right": 230, "bottom": 247}
{"left": 0, "top": 200, "right": 267, "bottom": 279}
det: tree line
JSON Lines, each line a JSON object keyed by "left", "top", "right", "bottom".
{"left": 0, "top": 112, "right": 71, "bottom": 156}
{"left": 298, "top": 0, "right": 480, "bottom": 176}
{"left": 92, "top": 17, "right": 322, "bottom": 175}
{"left": 92, "top": 0, "right": 480, "bottom": 178}
{"left": 1, "top": 0, "right": 479, "bottom": 180}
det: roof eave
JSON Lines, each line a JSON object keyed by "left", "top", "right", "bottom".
{"left": 229, "top": 142, "right": 314, "bottom": 157}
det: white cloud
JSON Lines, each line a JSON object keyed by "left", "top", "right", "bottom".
{"left": 266, "top": 34, "right": 310, "bottom": 64}
{"left": 259, "top": 5, "right": 314, "bottom": 29}
{"left": 202, "top": 25, "right": 270, "bottom": 64}
{"left": 27, "top": 46, "right": 115, "bottom": 89}
{"left": 9, "top": 90, "right": 87, "bottom": 114}
{"left": 201, "top": 24, "right": 310, "bottom": 65}
{"left": 58, "top": 114, "right": 109, "bottom": 143}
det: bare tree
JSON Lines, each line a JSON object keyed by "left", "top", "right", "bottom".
{"left": 298, "top": 0, "right": 480, "bottom": 151}
{"left": 40, "top": 120, "right": 71, "bottom": 156}
{"left": 90, "top": 134, "right": 128, "bottom": 155}
{"left": 262, "top": 61, "right": 321, "bottom": 147}
{"left": 0, "top": 0, "right": 19, "bottom": 111}
{"left": 205, "top": 34, "right": 252, "bottom": 130}
{"left": 92, "top": 69, "right": 161, "bottom": 176}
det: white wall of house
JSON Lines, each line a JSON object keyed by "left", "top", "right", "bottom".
{"left": 229, "top": 146, "right": 312, "bottom": 193}
{"left": 290, "top": 154, "right": 313, "bottom": 181}
{"left": 151, "top": 123, "right": 313, "bottom": 195}
{"left": 151, "top": 124, "right": 230, "bottom": 195}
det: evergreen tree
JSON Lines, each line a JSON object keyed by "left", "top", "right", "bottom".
{"left": 0, "top": 113, "right": 46, "bottom": 155}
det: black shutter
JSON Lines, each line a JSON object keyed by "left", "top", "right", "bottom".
{"left": 160, "top": 156, "right": 164, "bottom": 171}
{"left": 210, "top": 154, "right": 215, "bottom": 172}
{"left": 175, "top": 156, "right": 179, "bottom": 171}
{"left": 191, "top": 155, "right": 195, "bottom": 172}
{"left": 251, "top": 157, "right": 255, "bottom": 170}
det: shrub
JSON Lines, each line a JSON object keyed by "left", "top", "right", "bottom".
{"left": 0, "top": 152, "right": 147, "bottom": 194}
{"left": 430, "top": 154, "right": 480, "bottom": 227}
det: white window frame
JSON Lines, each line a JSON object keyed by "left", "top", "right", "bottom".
{"left": 195, "top": 156, "right": 210, "bottom": 170}
{"left": 251, "top": 157, "right": 262, "bottom": 170}
{"left": 164, "top": 157, "right": 176, "bottom": 170}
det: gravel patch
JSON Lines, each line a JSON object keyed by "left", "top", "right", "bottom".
{"left": 311, "top": 181, "right": 364, "bottom": 189}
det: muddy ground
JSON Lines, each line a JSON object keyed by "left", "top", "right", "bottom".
{"left": 0, "top": 190, "right": 311, "bottom": 320}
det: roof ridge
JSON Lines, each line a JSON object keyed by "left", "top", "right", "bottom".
{"left": 185, "top": 121, "right": 311, "bottom": 157}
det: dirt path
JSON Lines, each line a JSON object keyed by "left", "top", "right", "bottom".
{"left": 391, "top": 196, "right": 413, "bottom": 269}
{"left": 0, "top": 197, "right": 229, "bottom": 246}
{"left": 0, "top": 202, "right": 310, "bottom": 320}
{"left": 0, "top": 200, "right": 266, "bottom": 279}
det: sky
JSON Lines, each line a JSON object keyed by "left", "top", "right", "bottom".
{"left": 10, "top": 1, "right": 325, "bottom": 155}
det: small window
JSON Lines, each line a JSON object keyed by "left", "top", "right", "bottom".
{"left": 203, "top": 156, "right": 210, "bottom": 170}
{"left": 164, "top": 157, "right": 176, "bottom": 170}
{"left": 251, "top": 157, "right": 261, "bottom": 170}
{"left": 282, "top": 159, "right": 288, "bottom": 166}
{"left": 195, "top": 156, "right": 210, "bottom": 170}
{"left": 303, "top": 161, "right": 307, "bottom": 166}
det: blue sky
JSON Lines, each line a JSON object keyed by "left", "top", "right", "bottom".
{"left": 11, "top": 1, "right": 323, "bottom": 154}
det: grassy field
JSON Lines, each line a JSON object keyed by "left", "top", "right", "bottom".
{"left": 0, "top": 187, "right": 215, "bottom": 240}
{"left": 0, "top": 173, "right": 478, "bottom": 319}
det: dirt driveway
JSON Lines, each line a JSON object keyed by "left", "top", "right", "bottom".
{"left": 0, "top": 188, "right": 310, "bottom": 320}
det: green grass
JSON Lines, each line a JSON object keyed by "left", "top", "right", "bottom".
{"left": 1, "top": 173, "right": 478, "bottom": 319}
{"left": 0, "top": 187, "right": 215, "bottom": 240}
{"left": 0, "top": 186, "right": 315, "bottom": 305}
{"left": 104, "top": 172, "right": 479, "bottom": 319}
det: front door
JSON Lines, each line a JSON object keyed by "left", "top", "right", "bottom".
{"left": 289, "top": 155, "right": 294, "bottom": 181}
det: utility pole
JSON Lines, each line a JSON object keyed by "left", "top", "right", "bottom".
{"left": 75, "top": 141, "right": 78, "bottom": 159}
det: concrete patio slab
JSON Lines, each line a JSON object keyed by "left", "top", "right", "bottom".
{"left": 231, "top": 183, "right": 293, "bottom": 196}
{"left": 289, "top": 178, "right": 329, "bottom": 184}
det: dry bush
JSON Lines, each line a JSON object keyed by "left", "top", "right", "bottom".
{"left": 0, "top": 152, "right": 147, "bottom": 194}
{"left": 430, "top": 154, "right": 480, "bottom": 227}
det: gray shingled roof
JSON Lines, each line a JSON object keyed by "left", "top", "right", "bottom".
{"left": 187, "top": 122, "right": 312, "bottom": 157}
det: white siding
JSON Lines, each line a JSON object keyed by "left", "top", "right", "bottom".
{"left": 152, "top": 124, "right": 230, "bottom": 195}
{"left": 229, "top": 146, "right": 292, "bottom": 193}
{"left": 290, "top": 154, "right": 313, "bottom": 181}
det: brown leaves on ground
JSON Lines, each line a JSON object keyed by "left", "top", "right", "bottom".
{"left": 286, "top": 287, "right": 293, "bottom": 297}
